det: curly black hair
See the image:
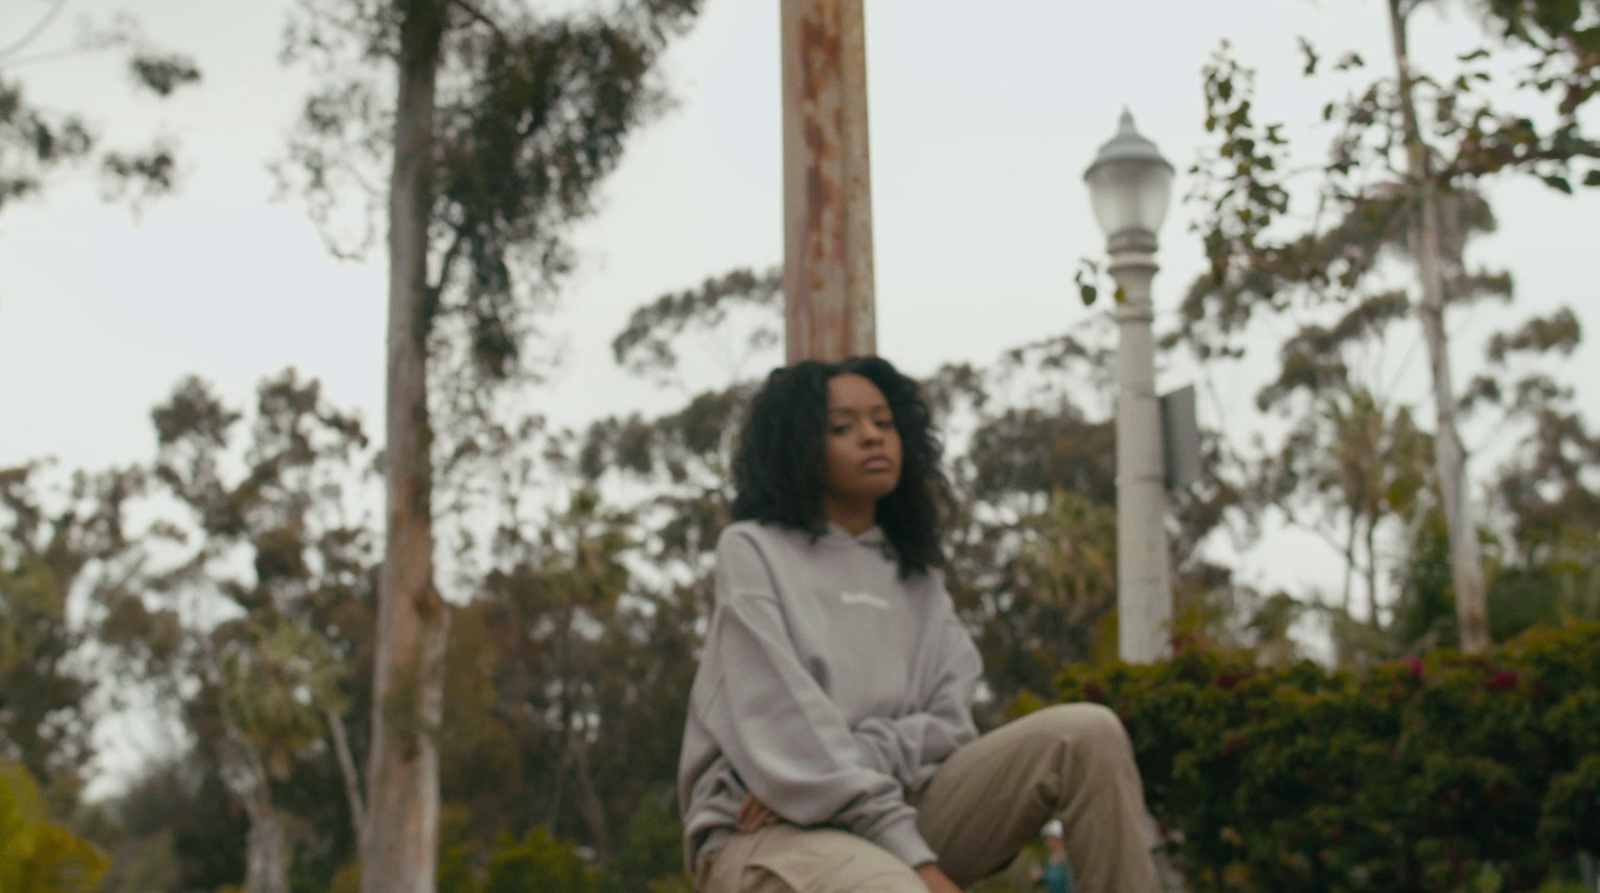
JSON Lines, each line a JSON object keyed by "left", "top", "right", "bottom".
{"left": 730, "top": 356, "right": 951, "bottom": 579}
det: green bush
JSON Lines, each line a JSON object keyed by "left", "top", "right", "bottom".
{"left": 482, "top": 828, "right": 594, "bottom": 893}
{"left": 430, "top": 827, "right": 595, "bottom": 893}
{"left": 603, "top": 794, "right": 691, "bottom": 893}
{"left": 0, "top": 763, "right": 109, "bottom": 893}
{"left": 1057, "top": 622, "right": 1600, "bottom": 893}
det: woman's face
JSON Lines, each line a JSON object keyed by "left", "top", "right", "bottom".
{"left": 822, "top": 373, "right": 903, "bottom": 506}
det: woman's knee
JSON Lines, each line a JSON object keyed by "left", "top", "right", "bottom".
{"left": 1034, "top": 702, "right": 1132, "bottom": 754}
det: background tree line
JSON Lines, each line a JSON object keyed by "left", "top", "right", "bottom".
{"left": 2, "top": 0, "right": 1598, "bottom": 891}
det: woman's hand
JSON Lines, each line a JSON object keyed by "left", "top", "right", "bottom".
{"left": 735, "top": 800, "right": 958, "bottom": 892}
{"left": 738, "top": 794, "right": 781, "bottom": 833}
{"left": 916, "top": 863, "right": 963, "bottom": 893}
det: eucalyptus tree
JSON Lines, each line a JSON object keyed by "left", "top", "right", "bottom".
{"left": 145, "top": 370, "right": 375, "bottom": 893}
{"left": 275, "top": 2, "right": 703, "bottom": 887}
{"left": 1182, "top": 0, "right": 1599, "bottom": 652}
{"left": 1356, "top": 0, "right": 1595, "bottom": 653}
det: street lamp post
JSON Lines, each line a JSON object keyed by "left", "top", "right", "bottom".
{"left": 1084, "top": 110, "right": 1176, "bottom": 664}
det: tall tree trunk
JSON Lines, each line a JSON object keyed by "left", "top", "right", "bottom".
{"left": 572, "top": 735, "right": 612, "bottom": 855}
{"left": 1386, "top": 0, "right": 1491, "bottom": 654}
{"left": 1342, "top": 517, "right": 1359, "bottom": 616}
{"left": 365, "top": 3, "right": 450, "bottom": 893}
{"left": 1365, "top": 516, "right": 1381, "bottom": 632}
{"left": 220, "top": 739, "right": 289, "bottom": 893}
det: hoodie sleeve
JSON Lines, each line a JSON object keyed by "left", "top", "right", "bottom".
{"left": 695, "top": 529, "right": 938, "bottom": 868}
{"left": 850, "top": 596, "right": 982, "bottom": 791}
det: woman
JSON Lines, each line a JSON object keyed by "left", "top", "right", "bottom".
{"left": 678, "top": 357, "right": 1158, "bottom": 893}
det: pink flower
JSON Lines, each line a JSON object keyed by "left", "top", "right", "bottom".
{"left": 1486, "top": 670, "right": 1519, "bottom": 691}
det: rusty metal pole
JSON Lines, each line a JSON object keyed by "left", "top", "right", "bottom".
{"left": 781, "top": 0, "right": 876, "bottom": 364}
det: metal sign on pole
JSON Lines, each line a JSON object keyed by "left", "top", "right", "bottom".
{"left": 1160, "top": 384, "right": 1201, "bottom": 492}
{"left": 781, "top": 0, "right": 876, "bottom": 364}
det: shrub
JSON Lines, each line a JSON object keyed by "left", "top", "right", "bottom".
{"left": 430, "top": 827, "right": 595, "bottom": 893}
{"left": 484, "top": 828, "right": 594, "bottom": 893}
{"left": 603, "top": 794, "right": 691, "bottom": 893}
{"left": 1057, "top": 622, "right": 1600, "bottom": 893}
{"left": 0, "top": 762, "right": 110, "bottom": 893}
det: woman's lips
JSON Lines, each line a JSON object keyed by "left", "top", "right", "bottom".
{"left": 862, "top": 457, "right": 893, "bottom": 472}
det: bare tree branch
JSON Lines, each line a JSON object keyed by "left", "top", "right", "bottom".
{"left": 325, "top": 707, "right": 367, "bottom": 850}
{"left": 0, "top": 0, "right": 69, "bottom": 63}
{"left": 449, "top": 0, "right": 510, "bottom": 45}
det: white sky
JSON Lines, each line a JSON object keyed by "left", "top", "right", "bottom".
{"left": 3, "top": 0, "right": 1598, "bottom": 613}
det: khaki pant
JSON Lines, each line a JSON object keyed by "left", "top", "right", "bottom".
{"left": 695, "top": 703, "right": 1159, "bottom": 893}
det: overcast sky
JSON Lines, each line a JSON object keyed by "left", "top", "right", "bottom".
{"left": 3, "top": 0, "right": 1598, "bottom": 611}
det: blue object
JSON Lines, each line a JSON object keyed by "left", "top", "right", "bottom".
{"left": 1040, "top": 859, "right": 1073, "bottom": 893}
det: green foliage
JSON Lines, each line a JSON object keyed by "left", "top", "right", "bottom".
{"left": 1479, "top": 0, "right": 1600, "bottom": 146}
{"left": 1180, "top": 22, "right": 1599, "bottom": 660}
{"left": 1059, "top": 623, "right": 1600, "bottom": 892}
{"left": 602, "top": 795, "right": 687, "bottom": 893}
{"left": 1487, "top": 568, "right": 1565, "bottom": 642}
{"left": 434, "top": 827, "right": 600, "bottom": 893}
{"left": 483, "top": 828, "right": 595, "bottom": 893}
{"left": 325, "top": 860, "right": 361, "bottom": 893}
{"left": 0, "top": 544, "right": 87, "bottom": 787}
{"left": 337, "top": 819, "right": 626, "bottom": 893}
{"left": 122, "top": 370, "right": 378, "bottom": 892}
{"left": 217, "top": 616, "right": 349, "bottom": 779}
{"left": 969, "top": 845, "right": 1046, "bottom": 893}
{"left": 955, "top": 486, "right": 1120, "bottom": 705}
{"left": 87, "top": 752, "right": 248, "bottom": 893}
{"left": 97, "top": 829, "right": 180, "bottom": 893}
{"left": 1486, "top": 371, "right": 1600, "bottom": 626}
{"left": 280, "top": 0, "right": 704, "bottom": 382}
{"left": 0, "top": 462, "right": 152, "bottom": 795}
{"left": 1389, "top": 512, "right": 1460, "bottom": 652}
{"left": 0, "top": 6, "right": 200, "bottom": 214}
{"left": 0, "top": 77, "right": 93, "bottom": 212}
{"left": 0, "top": 763, "right": 109, "bottom": 893}
{"left": 610, "top": 266, "right": 782, "bottom": 386}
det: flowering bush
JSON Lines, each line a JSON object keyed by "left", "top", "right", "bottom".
{"left": 1057, "top": 623, "right": 1600, "bottom": 893}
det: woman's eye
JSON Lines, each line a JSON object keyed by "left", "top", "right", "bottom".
{"left": 875, "top": 418, "right": 895, "bottom": 430}
{"left": 830, "top": 425, "right": 851, "bottom": 435}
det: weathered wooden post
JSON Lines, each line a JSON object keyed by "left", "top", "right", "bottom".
{"left": 781, "top": 0, "right": 876, "bottom": 363}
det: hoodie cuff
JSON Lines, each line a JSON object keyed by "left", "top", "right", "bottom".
{"left": 872, "top": 815, "right": 938, "bottom": 868}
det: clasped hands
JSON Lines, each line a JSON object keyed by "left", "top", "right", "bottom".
{"left": 737, "top": 795, "right": 962, "bottom": 893}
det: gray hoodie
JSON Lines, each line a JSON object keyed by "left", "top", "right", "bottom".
{"left": 677, "top": 520, "right": 983, "bottom": 871}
